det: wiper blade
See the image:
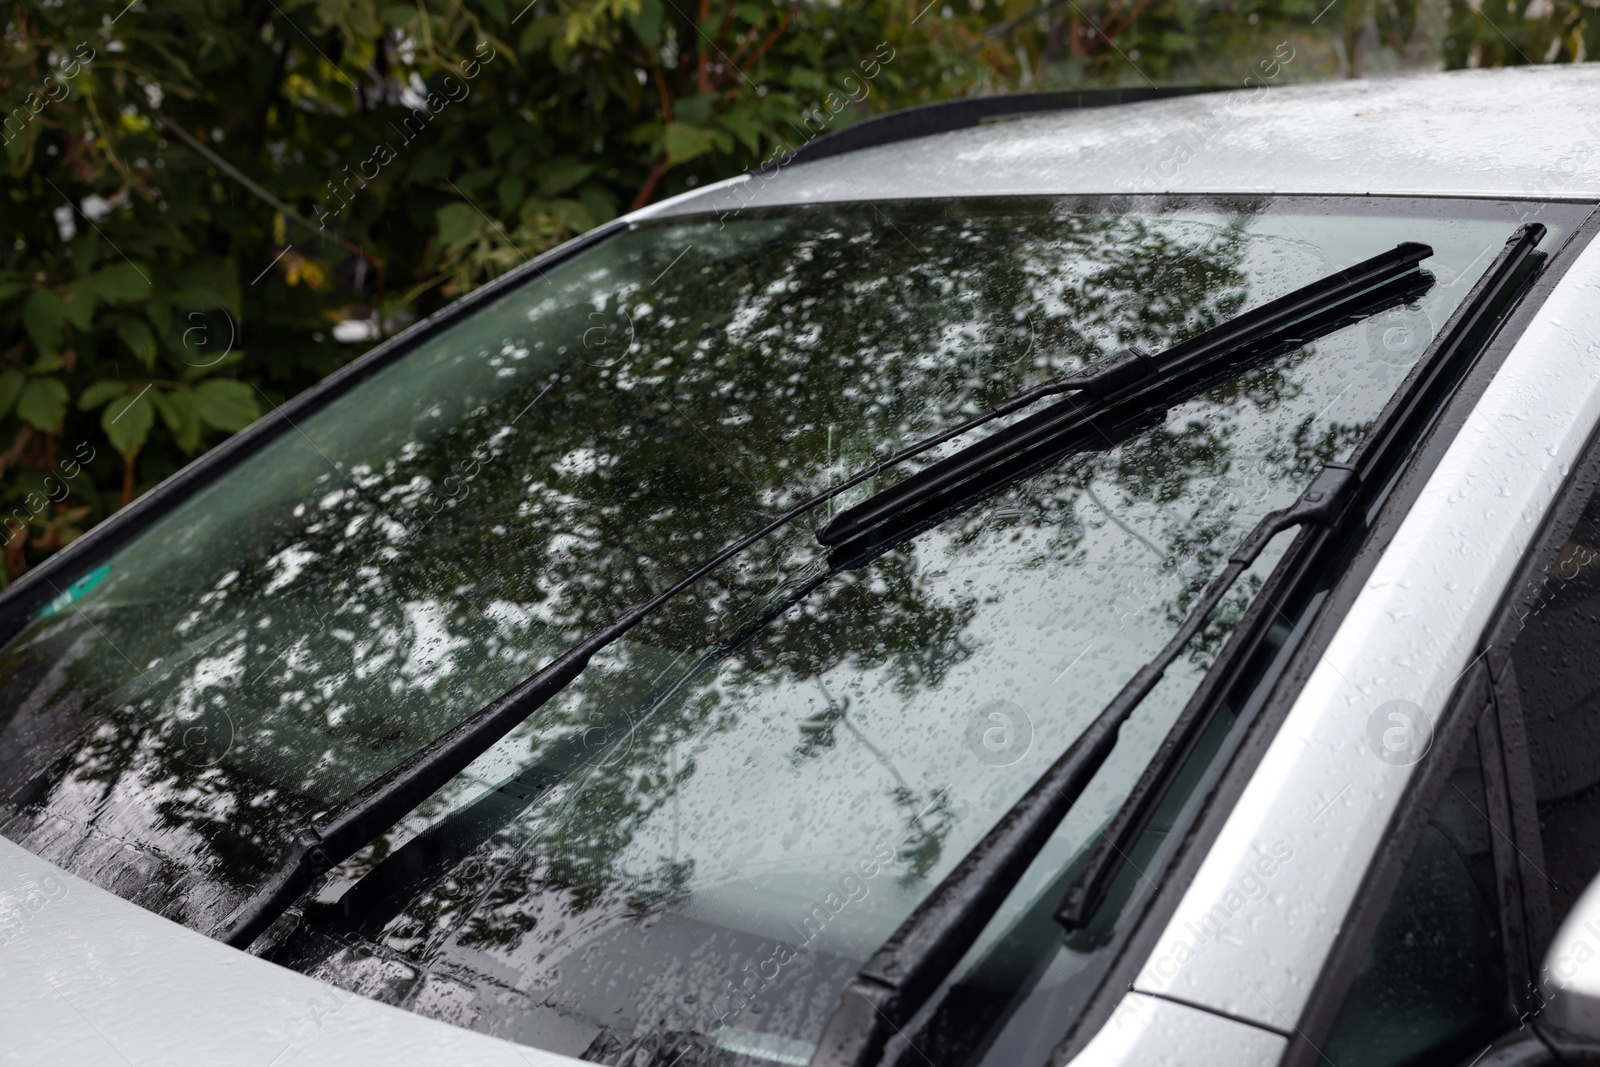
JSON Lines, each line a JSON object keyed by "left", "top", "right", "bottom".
{"left": 274, "top": 567, "right": 838, "bottom": 958}
{"left": 817, "top": 241, "right": 1434, "bottom": 547}
{"left": 1053, "top": 220, "right": 1550, "bottom": 933}
{"left": 810, "top": 224, "right": 1547, "bottom": 1067}
{"left": 213, "top": 243, "right": 1430, "bottom": 952}
{"left": 808, "top": 464, "right": 1361, "bottom": 1067}
{"left": 818, "top": 266, "right": 1429, "bottom": 571}
{"left": 214, "top": 374, "right": 1040, "bottom": 947}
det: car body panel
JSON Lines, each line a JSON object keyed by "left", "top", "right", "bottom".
{"left": 1063, "top": 992, "right": 1286, "bottom": 1066}
{"left": 0, "top": 837, "right": 582, "bottom": 1067}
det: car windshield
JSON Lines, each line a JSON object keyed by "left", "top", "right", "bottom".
{"left": 0, "top": 195, "right": 1573, "bottom": 1065}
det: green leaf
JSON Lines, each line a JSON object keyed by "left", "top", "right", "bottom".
{"left": 0, "top": 281, "right": 24, "bottom": 302}
{"left": 537, "top": 158, "right": 595, "bottom": 197}
{"left": 78, "top": 262, "right": 153, "bottom": 305}
{"left": 487, "top": 124, "right": 518, "bottom": 159}
{"left": 151, "top": 387, "right": 202, "bottom": 452}
{"left": 147, "top": 387, "right": 179, "bottom": 431}
{"left": 674, "top": 93, "right": 716, "bottom": 128}
{"left": 193, "top": 378, "right": 259, "bottom": 432}
{"left": 169, "top": 264, "right": 235, "bottom": 313}
{"left": 179, "top": 347, "right": 245, "bottom": 382}
{"left": 549, "top": 198, "right": 595, "bottom": 233}
{"left": 21, "top": 290, "right": 65, "bottom": 358}
{"left": 436, "top": 202, "right": 485, "bottom": 249}
{"left": 497, "top": 175, "right": 525, "bottom": 213}
{"left": 60, "top": 285, "right": 97, "bottom": 331}
{"left": 718, "top": 107, "right": 765, "bottom": 154}
{"left": 0, "top": 370, "right": 25, "bottom": 420}
{"left": 78, "top": 380, "right": 130, "bottom": 411}
{"left": 16, "top": 378, "right": 70, "bottom": 432}
{"left": 663, "top": 123, "right": 717, "bottom": 166}
{"left": 627, "top": 0, "right": 663, "bottom": 48}
{"left": 103, "top": 390, "right": 155, "bottom": 458}
{"left": 4, "top": 123, "right": 37, "bottom": 171}
{"left": 410, "top": 148, "right": 450, "bottom": 184}
{"left": 456, "top": 168, "right": 497, "bottom": 196}
{"left": 118, "top": 320, "right": 157, "bottom": 368}
{"left": 144, "top": 297, "right": 172, "bottom": 336}
{"left": 578, "top": 185, "right": 619, "bottom": 226}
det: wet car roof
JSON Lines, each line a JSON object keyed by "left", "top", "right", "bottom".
{"left": 640, "top": 65, "right": 1600, "bottom": 216}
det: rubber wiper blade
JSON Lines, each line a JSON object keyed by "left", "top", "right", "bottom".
{"left": 808, "top": 464, "right": 1361, "bottom": 1067}
{"left": 817, "top": 241, "right": 1434, "bottom": 547}
{"left": 1053, "top": 220, "right": 1550, "bottom": 933}
{"left": 819, "top": 265, "right": 1429, "bottom": 570}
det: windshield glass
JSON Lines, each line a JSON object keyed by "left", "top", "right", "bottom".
{"left": 0, "top": 195, "right": 1576, "bottom": 1065}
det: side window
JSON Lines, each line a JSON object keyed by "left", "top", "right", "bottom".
{"left": 1504, "top": 488, "right": 1600, "bottom": 930}
{"left": 1323, "top": 719, "right": 1509, "bottom": 1067}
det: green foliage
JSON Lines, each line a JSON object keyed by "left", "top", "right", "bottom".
{"left": 0, "top": 0, "right": 1589, "bottom": 583}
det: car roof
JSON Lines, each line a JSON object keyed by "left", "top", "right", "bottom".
{"left": 639, "top": 65, "right": 1600, "bottom": 220}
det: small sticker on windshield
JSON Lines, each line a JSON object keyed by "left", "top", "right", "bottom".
{"left": 37, "top": 564, "right": 111, "bottom": 619}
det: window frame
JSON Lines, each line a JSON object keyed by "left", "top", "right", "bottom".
{"left": 1478, "top": 406, "right": 1600, "bottom": 1006}
{"left": 1286, "top": 416, "right": 1600, "bottom": 1067}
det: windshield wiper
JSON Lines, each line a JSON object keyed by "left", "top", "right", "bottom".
{"left": 214, "top": 242, "right": 1431, "bottom": 952}
{"left": 809, "top": 224, "right": 1546, "bottom": 1067}
{"left": 1052, "top": 220, "right": 1550, "bottom": 934}
{"left": 808, "top": 463, "right": 1360, "bottom": 1067}
{"left": 276, "top": 253, "right": 1418, "bottom": 951}
{"left": 214, "top": 368, "right": 1076, "bottom": 947}
{"left": 818, "top": 240, "right": 1432, "bottom": 547}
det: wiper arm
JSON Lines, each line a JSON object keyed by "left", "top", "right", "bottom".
{"left": 808, "top": 463, "right": 1361, "bottom": 1067}
{"left": 1053, "top": 220, "right": 1550, "bottom": 933}
{"left": 214, "top": 370, "right": 1061, "bottom": 947}
{"left": 818, "top": 241, "right": 1433, "bottom": 547}
{"left": 214, "top": 243, "right": 1429, "bottom": 952}
{"left": 816, "top": 259, "right": 1427, "bottom": 572}
{"left": 810, "top": 223, "right": 1547, "bottom": 1067}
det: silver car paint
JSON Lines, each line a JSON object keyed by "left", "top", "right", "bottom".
{"left": 0, "top": 835, "right": 582, "bottom": 1065}
{"left": 1063, "top": 992, "right": 1286, "bottom": 1066}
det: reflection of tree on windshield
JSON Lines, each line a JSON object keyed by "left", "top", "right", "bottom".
{"left": 0, "top": 198, "right": 1384, "bottom": 1064}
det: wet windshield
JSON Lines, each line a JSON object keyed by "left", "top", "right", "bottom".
{"left": 0, "top": 195, "right": 1568, "bottom": 1065}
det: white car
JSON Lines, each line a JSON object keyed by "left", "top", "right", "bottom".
{"left": 4, "top": 63, "right": 1600, "bottom": 1067}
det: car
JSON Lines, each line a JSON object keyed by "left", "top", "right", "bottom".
{"left": 3, "top": 60, "right": 1600, "bottom": 1067}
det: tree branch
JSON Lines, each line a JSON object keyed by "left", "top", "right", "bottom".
{"left": 651, "top": 63, "right": 675, "bottom": 122}
{"left": 629, "top": 153, "right": 672, "bottom": 212}
{"left": 697, "top": 0, "right": 712, "bottom": 93}
{"left": 738, "top": 10, "right": 792, "bottom": 73}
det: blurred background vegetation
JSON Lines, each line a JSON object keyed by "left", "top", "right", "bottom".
{"left": 1, "top": 0, "right": 1595, "bottom": 582}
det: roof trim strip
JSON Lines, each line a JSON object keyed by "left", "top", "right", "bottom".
{"left": 787, "top": 86, "right": 1226, "bottom": 167}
